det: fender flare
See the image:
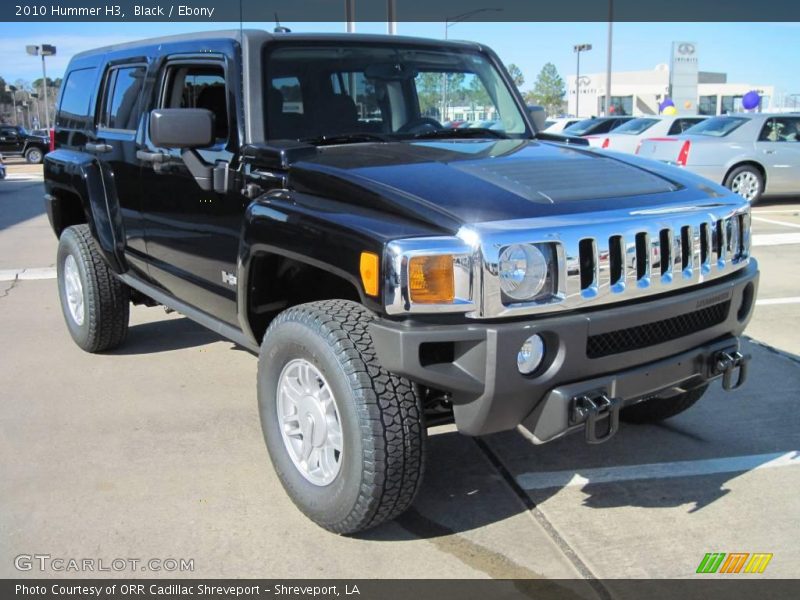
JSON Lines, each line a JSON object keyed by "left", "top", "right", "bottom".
{"left": 235, "top": 192, "right": 384, "bottom": 342}
{"left": 43, "top": 149, "right": 127, "bottom": 273}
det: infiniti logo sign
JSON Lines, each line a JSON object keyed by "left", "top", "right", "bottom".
{"left": 677, "top": 43, "right": 695, "bottom": 55}
{"left": 577, "top": 76, "right": 591, "bottom": 87}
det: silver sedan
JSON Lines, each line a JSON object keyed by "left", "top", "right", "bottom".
{"left": 637, "top": 113, "right": 800, "bottom": 204}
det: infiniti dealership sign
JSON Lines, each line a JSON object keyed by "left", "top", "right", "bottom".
{"left": 670, "top": 41, "right": 698, "bottom": 114}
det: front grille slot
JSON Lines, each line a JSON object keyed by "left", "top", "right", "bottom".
{"left": 659, "top": 228, "right": 672, "bottom": 276}
{"left": 586, "top": 300, "right": 731, "bottom": 358}
{"left": 609, "top": 235, "right": 624, "bottom": 287}
{"left": 579, "top": 238, "right": 597, "bottom": 292}
{"left": 680, "top": 226, "right": 692, "bottom": 271}
{"left": 635, "top": 232, "right": 649, "bottom": 281}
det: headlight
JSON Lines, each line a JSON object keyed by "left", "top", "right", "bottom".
{"left": 498, "top": 243, "right": 549, "bottom": 301}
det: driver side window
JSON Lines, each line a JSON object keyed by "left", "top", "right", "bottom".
{"left": 161, "top": 63, "right": 229, "bottom": 144}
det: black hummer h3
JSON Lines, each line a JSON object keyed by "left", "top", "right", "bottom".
{"left": 0, "top": 124, "right": 49, "bottom": 163}
{"left": 44, "top": 31, "right": 758, "bottom": 534}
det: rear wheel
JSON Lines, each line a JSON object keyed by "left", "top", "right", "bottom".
{"left": 724, "top": 165, "right": 763, "bottom": 205}
{"left": 24, "top": 147, "right": 43, "bottom": 164}
{"left": 257, "top": 300, "right": 425, "bottom": 534}
{"left": 57, "top": 225, "right": 129, "bottom": 352}
{"left": 620, "top": 384, "right": 708, "bottom": 424}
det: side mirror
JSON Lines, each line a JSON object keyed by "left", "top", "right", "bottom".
{"left": 527, "top": 105, "right": 547, "bottom": 133}
{"left": 149, "top": 108, "right": 215, "bottom": 148}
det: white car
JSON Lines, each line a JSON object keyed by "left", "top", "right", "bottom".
{"left": 542, "top": 117, "right": 580, "bottom": 134}
{"left": 586, "top": 115, "right": 707, "bottom": 153}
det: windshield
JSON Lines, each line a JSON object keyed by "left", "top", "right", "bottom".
{"left": 263, "top": 43, "right": 530, "bottom": 143}
{"left": 563, "top": 118, "right": 602, "bottom": 136}
{"left": 683, "top": 116, "right": 747, "bottom": 137}
{"left": 613, "top": 118, "right": 659, "bottom": 135}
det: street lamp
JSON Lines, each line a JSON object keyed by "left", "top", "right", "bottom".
{"left": 25, "top": 44, "right": 56, "bottom": 130}
{"left": 443, "top": 8, "right": 503, "bottom": 121}
{"left": 573, "top": 43, "right": 592, "bottom": 117}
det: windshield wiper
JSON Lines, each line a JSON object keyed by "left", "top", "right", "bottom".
{"left": 411, "top": 127, "right": 509, "bottom": 140}
{"left": 300, "top": 132, "right": 390, "bottom": 146}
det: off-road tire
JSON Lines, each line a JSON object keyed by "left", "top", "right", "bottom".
{"left": 620, "top": 384, "right": 708, "bottom": 424}
{"left": 24, "top": 146, "right": 44, "bottom": 164}
{"left": 57, "top": 224, "right": 129, "bottom": 352}
{"left": 257, "top": 300, "right": 425, "bottom": 534}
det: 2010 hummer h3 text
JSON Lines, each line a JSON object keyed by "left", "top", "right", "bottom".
{"left": 44, "top": 30, "right": 758, "bottom": 534}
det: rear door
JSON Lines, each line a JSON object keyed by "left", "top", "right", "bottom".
{"left": 90, "top": 61, "right": 149, "bottom": 276}
{"left": 138, "top": 55, "right": 243, "bottom": 325}
{"left": 754, "top": 116, "right": 800, "bottom": 193}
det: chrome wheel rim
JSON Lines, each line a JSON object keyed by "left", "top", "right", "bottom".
{"left": 276, "top": 359, "right": 343, "bottom": 486}
{"left": 63, "top": 254, "right": 85, "bottom": 326}
{"left": 28, "top": 149, "right": 41, "bottom": 163}
{"left": 731, "top": 171, "right": 760, "bottom": 202}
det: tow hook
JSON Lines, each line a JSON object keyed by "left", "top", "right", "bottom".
{"left": 569, "top": 392, "right": 622, "bottom": 444}
{"left": 712, "top": 350, "right": 750, "bottom": 391}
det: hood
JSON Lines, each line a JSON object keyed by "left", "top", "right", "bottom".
{"left": 287, "top": 139, "right": 715, "bottom": 228}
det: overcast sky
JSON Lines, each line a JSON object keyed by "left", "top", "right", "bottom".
{"left": 2, "top": 21, "right": 798, "bottom": 102}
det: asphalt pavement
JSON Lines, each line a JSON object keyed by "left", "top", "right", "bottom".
{"left": 1, "top": 159, "right": 798, "bottom": 591}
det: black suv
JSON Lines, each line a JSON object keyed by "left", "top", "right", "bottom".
{"left": 44, "top": 30, "right": 758, "bottom": 534}
{"left": 0, "top": 124, "right": 49, "bottom": 163}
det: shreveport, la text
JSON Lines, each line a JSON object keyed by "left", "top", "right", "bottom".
{"left": 15, "top": 584, "right": 362, "bottom": 597}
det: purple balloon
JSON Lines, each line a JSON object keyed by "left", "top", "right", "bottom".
{"left": 742, "top": 91, "right": 760, "bottom": 110}
{"left": 659, "top": 98, "right": 675, "bottom": 112}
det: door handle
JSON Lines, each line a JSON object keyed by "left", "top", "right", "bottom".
{"left": 763, "top": 149, "right": 776, "bottom": 155}
{"left": 136, "top": 149, "right": 167, "bottom": 163}
{"left": 86, "top": 142, "right": 113, "bottom": 153}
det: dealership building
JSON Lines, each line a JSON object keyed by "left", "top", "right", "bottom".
{"left": 567, "top": 42, "right": 775, "bottom": 117}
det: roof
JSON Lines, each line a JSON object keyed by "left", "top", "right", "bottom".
{"left": 71, "top": 29, "right": 483, "bottom": 59}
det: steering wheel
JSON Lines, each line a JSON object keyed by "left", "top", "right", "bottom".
{"left": 397, "top": 117, "right": 442, "bottom": 135}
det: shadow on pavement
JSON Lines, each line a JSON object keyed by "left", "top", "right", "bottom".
{"left": 0, "top": 178, "right": 47, "bottom": 231}
{"left": 363, "top": 339, "right": 799, "bottom": 539}
{"left": 109, "top": 316, "right": 225, "bottom": 355}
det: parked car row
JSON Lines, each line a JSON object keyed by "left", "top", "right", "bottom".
{"left": 545, "top": 112, "right": 800, "bottom": 204}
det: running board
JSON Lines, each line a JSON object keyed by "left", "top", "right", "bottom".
{"left": 116, "top": 273, "right": 259, "bottom": 353}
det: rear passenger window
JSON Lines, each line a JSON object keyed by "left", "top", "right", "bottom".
{"left": 161, "top": 64, "right": 228, "bottom": 142}
{"left": 99, "top": 66, "right": 146, "bottom": 130}
{"left": 58, "top": 67, "right": 97, "bottom": 121}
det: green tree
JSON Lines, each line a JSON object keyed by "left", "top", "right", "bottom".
{"left": 506, "top": 63, "right": 524, "bottom": 89}
{"left": 526, "top": 63, "right": 566, "bottom": 115}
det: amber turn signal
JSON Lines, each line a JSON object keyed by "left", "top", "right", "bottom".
{"left": 360, "top": 252, "right": 380, "bottom": 297}
{"left": 409, "top": 255, "right": 455, "bottom": 304}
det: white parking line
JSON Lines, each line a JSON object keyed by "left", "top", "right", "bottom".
{"left": 516, "top": 451, "right": 800, "bottom": 490}
{"left": 752, "top": 232, "right": 800, "bottom": 246}
{"left": 3, "top": 174, "right": 44, "bottom": 181}
{"left": 752, "top": 216, "right": 800, "bottom": 229}
{"left": 0, "top": 267, "right": 56, "bottom": 282}
{"left": 756, "top": 297, "right": 800, "bottom": 306}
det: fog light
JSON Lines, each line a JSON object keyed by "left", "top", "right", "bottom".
{"left": 517, "top": 334, "right": 545, "bottom": 375}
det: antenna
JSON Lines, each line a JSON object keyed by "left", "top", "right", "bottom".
{"left": 274, "top": 13, "right": 291, "bottom": 33}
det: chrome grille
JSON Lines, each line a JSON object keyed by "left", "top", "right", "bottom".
{"left": 470, "top": 199, "right": 751, "bottom": 319}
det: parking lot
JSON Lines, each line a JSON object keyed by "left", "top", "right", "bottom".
{"left": 1, "top": 157, "right": 798, "bottom": 592}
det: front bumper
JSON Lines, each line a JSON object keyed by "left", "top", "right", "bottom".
{"left": 371, "top": 260, "right": 759, "bottom": 437}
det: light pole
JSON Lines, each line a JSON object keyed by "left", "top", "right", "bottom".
{"left": 26, "top": 44, "right": 56, "bottom": 130}
{"left": 605, "top": 0, "right": 613, "bottom": 116}
{"left": 443, "top": 8, "right": 502, "bottom": 121}
{"left": 573, "top": 43, "right": 592, "bottom": 117}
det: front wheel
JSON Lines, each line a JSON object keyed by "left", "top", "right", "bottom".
{"left": 620, "top": 384, "right": 708, "bottom": 424}
{"left": 257, "top": 300, "right": 426, "bottom": 534}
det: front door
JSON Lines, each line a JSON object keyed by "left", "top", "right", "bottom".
{"left": 139, "top": 56, "right": 244, "bottom": 326}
